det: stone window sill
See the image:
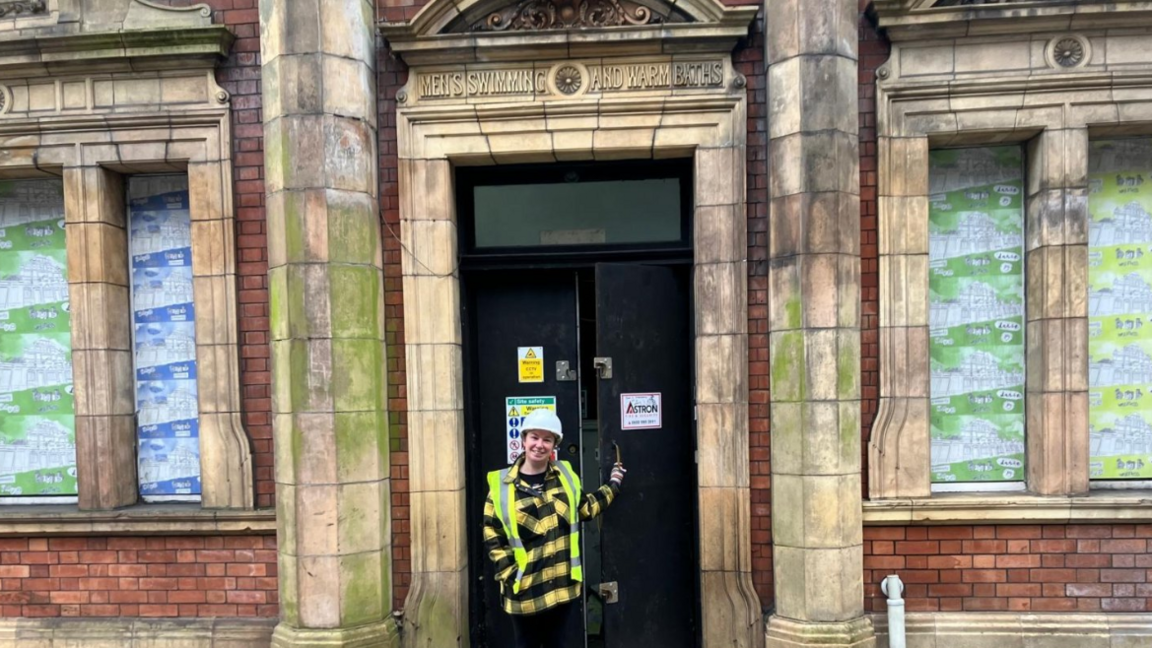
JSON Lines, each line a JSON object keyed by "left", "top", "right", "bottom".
{"left": 863, "top": 491, "right": 1152, "bottom": 525}
{"left": 0, "top": 504, "right": 276, "bottom": 536}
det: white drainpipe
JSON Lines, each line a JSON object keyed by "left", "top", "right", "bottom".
{"left": 881, "top": 574, "right": 906, "bottom": 648}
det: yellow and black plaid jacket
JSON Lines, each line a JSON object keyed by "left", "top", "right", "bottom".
{"left": 483, "top": 457, "right": 618, "bottom": 615}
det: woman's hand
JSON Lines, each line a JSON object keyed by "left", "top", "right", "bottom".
{"left": 609, "top": 462, "right": 627, "bottom": 486}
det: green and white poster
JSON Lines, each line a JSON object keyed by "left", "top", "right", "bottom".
{"left": 1088, "top": 138, "right": 1152, "bottom": 480}
{"left": 928, "top": 147, "right": 1026, "bottom": 484}
{"left": 0, "top": 179, "right": 76, "bottom": 497}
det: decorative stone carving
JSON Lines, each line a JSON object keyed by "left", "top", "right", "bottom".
{"left": 477, "top": 0, "right": 660, "bottom": 31}
{"left": 554, "top": 65, "right": 582, "bottom": 94}
{"left": 0, "top": 0, "right": 45, "bottom": 17}
{"left": 1048, "top": 35, "right": 1089, "bottom": 69}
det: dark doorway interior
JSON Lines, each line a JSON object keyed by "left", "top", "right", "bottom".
{"left": 459, "top": 159, "right": 700, "bottom": 648}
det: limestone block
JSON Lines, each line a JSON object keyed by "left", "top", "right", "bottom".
{"left": 1026, "top": 391, "right": 1088, "bottom": 496}
{"left": 190, "top": 219, "right": 227, "bottom": 279}
{"left": 879, "top": 254, "right": 928, "bottom": 328}
{"left": 290, "top": 412, "right": 338, "bottom": 486}
{"left": 68, "top": 282, "right": 130, "bottom": 352}
{"left": 338, "top": 550, "right": 386, "bottom": 627}
{"left": 75, "top": 414, "right": 137, "bottom": 510}
{"left": 799, "top": 328, "right": 850, "bottom": 402}
{"left": 408, "top": 410, "right": 465, "bottom": 494}
{"left": 696, "top": 145, "right": 745, "bottom": 207}
{"left": 331, "top": 338, "right": 386, "bottom": 413}
{"left": 954, "top": 41, "right": 1030, "bottom": 75}
{"left": 771, "top": 473, "right": 862, "bottom": 549}
{"left": 272, "top": 115, "right": 327, "bottom": 191}
{"left": 320, "top": 0, "right": 373, "bottom": 72}
{"left": 330, "top": 265, "right": 383, "bottom": 340}
{"left": 696, "top": 261, "right": 747, "bottom": 335}
{"left": 770, "top": 132, "right": 858, "bottom": 198}
{"left": 196, "top": 344, "right": 238, "bottom": 413}
{"left": 64, "top": 222, "right": 127, "bottom": 285}
{"left": 773, "top": 545, "right": 865, "bottom": 622}
{"left": 337, "top": 481, "right": 386, "bottom": 555}
{"left": 800, "top": 253, "right": 859, "bottom": 330}
{"left": 192, "top": 275, "right": 238, "bottom": 346}
{"left": 188, "top": 163, "right": 226, "bottom": 223}
{"left": 402, "top": 275, "right": 461, "bottom": 345}
{"left": 270, "top": 189, "right": 330, "bottom": 265}
{"left": 406, "top": 343, "right": 465, "bottom": 412}
{"left": 400, "top": 220, "right": 456, "bottom": 278}
{"left": 868, "top": 397, "right": 931, "bottom": 499}
{"left": 697, "top": 334, "right": 748, "bottom": 405}
{"left": 296, "top": 555, "right": 341, "bottom": 627}
{"left": 327, "top": 189, "right": 381, "bottom": 266}
{"left": 270, "top": 338, "right": 335, "bottom": 415}
{"left": 898, "top": 44, "right": 955, "bottom": 78}
{"left": 398, "top": 159, "right": 455, "bottom": 222}
{"left": 770, "top": 256, "right": 803, "bottom": 331}
{"left": 766, "top": 615, "right": 875, "bottom": 648}
{"left": 772, "top": 401, "right": 860, "bottom": 478}
{"left": 694, "top": 204, "right": 745, "bottom": 264}
{"left": 697, "top": 403, "right": 750, "bottom": 488}
{"left": 700, "top": 571, "right": 763, "bottom": 648}
{"left": 878, "top": 327, "right": 929, "bottom": 398}
{"left": 296, "top": 484, "right": 340, "bottom": 557}
{"left": 198, "top": 412, "right": 254, "bottom": 510}
{"left": 335, "top": 410, "right": 389, "bottom": 484}
{"left": 402, "top": 571, "right": 469, "bottom": 648}
{"left": 770, "top": 330, "right": 806, "bottom": 403}
{"left": 698, "top": 487, "right": 751, "bottom": 572}
{"left": 71, "top": 349, "right": 134, "bottom": 417}
{"left": 276, "top": 482, "right": 298, "bottom": 550}
{"left": 768, "top": 57, "right": 802, "bottom": 139}
{"left": 884, "top": 137, "right": 928, "bottom": 197}
{"left": 878, "top": 197, "right": 928, "bottom": 255}
{"left": 324, "top": 116, "right": 376, "bottom": 195}
{"left": 551, "top": 130, "right": 595, "bottom": 160}
{"left": 410, "top": 488, "right": 467, "bottom": 574}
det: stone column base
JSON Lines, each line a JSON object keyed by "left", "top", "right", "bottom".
{"left": 766, "top": 615, "right": 876, "bottom": 648}
{"left": 271, "top": 620, "right": 399, "bottom": 648}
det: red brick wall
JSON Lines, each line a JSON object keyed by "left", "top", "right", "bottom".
{"left": 864, "top": 525, "right": 1152, "bottom": 613}
{"left": 0, "top": 536, "right": 277, "bottom": 618}
{"left": 376, "top": 0, "right": 771, "bottom": 612}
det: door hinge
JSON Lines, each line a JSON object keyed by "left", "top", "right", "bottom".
{"left": 593, "top": 357, "right": 613, "bottom": 379}
{"left": 598, "top": 581, "right": 619, "bottom": 604}
{"left": 556, "top": 360, "right": 577, "bottom": 382}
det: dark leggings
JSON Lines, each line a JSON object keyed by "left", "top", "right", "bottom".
{"left": 510, "top": 601, "right": 576, "bottom": 648}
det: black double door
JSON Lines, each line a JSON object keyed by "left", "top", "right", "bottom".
{"left": 465, "top": 264, "right": 697, "bottom": 648}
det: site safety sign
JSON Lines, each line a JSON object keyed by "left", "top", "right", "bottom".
{"left": 505, "top": 396, "right": 556, "bottom": 464}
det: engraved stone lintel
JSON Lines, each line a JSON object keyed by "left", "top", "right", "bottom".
{"left": 412, "top": 57, "right": 727, "bottom": 102}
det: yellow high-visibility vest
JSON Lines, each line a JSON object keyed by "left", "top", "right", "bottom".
{"left": 487, "top": 461, "right": 583, "bottom": 594}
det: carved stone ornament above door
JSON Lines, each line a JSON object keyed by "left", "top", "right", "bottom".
{"left": 380, "top": 0, "right": 755, "bottom": 65}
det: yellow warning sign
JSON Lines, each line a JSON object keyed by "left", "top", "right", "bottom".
{"left": 518, "top": 346, "right": 544, "bottom": 383}
{"left": 508, "top": 407, "right": 520, "bottom": 417}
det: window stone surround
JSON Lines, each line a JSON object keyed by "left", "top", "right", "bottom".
{"left": 0, "top": 80, "right": 253, "bottom": 513}
{"left": 867, "top": 24, "right": 1152, "bottom": 506}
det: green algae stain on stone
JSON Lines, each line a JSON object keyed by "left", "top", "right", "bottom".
{"left": 837, "top": 336, "right": 859, "bottom": 400}
{"left": 340, "top": 552, "right": 384, "bottom": 626}
{"left": 784, "top": 295, "right": 802, "bottom": 330}
{"left": 332, "top": 338, "right": 385, "bottom": 413}
{"left": 771, "top": 331, "right": 806, "bottom": 402}
{"left": 327, "top": 191, "right": 378, "bottom": 265}
{"left": 330, "top": 265, "right": 381, "bottom": 340}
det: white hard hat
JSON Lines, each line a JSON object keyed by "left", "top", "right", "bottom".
{"left": 522, "top": 409, "right": 563, "bottom": 442}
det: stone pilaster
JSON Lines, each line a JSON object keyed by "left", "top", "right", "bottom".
{"left": 1024, "top": 129, "right": 1089, "bottom": 496}
{"left": 765, "top": 1, "right": 874, "bottom": 646}
{"left": 260, "top": 1, "right": 396, "bottom": 646}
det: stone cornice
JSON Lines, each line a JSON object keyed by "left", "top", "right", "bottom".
{"left": 871, "top": 0, "right": 1152, "bottom": 42}
{"left": 0, "top": 26, "right": 234, "bottom": 78}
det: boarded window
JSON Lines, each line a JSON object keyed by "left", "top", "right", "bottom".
{"left": 928, "top": 147, "right": 1026, "bottom": 486}
{"left": 1088, "top": 138, "right": 1152, "bottom": 481}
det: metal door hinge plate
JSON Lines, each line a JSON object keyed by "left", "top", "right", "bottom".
{"left": 593, "top": 357, "right": 613, "bottom": 379}
{"left": 598, "top": 581, "right": 619, "bottom": 604}
{"left": 556, "top": 360, "right": 577, "bottom": 382}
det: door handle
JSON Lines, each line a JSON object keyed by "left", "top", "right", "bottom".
{"left": 593, "top": 357, "right": 613, "bottom": 379}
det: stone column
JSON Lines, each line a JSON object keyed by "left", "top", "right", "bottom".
{"left": 765, "top": 1, "right": 874, "bottom": 646}
{"left": 260, "top": 1, "right": 396, "bottom": 646}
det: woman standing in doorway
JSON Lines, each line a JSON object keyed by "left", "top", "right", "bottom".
{"left": 483, "top": 408, "right": 626, "bottom": 648}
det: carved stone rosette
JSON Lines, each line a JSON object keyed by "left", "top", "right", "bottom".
{"left": 478, "top": 0, "right": 660, "bottom": 31}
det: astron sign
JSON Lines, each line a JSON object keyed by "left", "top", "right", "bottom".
{"left": 620, "top": 392, "right": 662, "bottom": 430}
